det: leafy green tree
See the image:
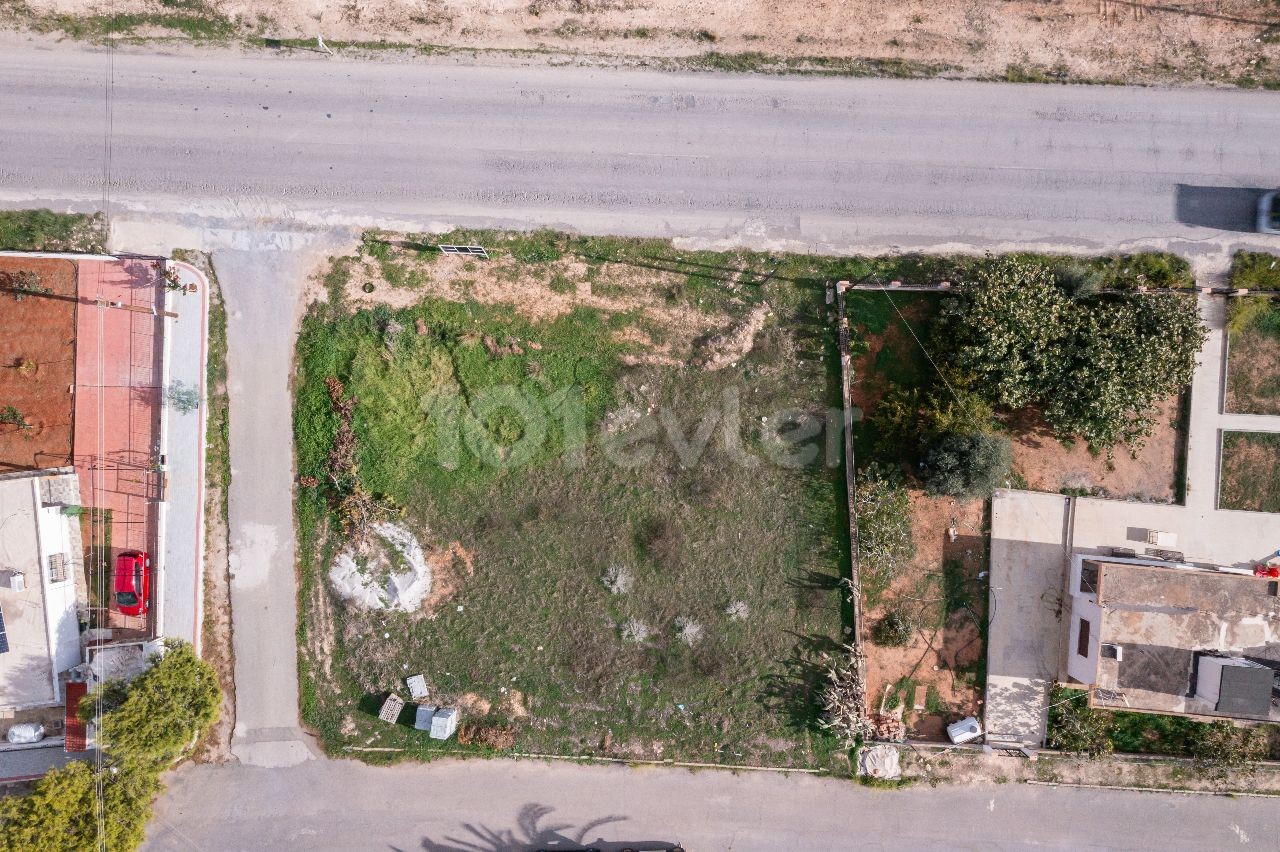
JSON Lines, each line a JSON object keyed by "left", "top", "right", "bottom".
{"left": 942, "top": 259, "right": 1205, "bottom": 451}
{"left": 88, "top": 641, "right": 221, "bottom": 767}
{"left": 0, "top": 759, "right": 155, "bottom": 852}
{"left": 921, "top": 431, "right": 1013, "bottom": 499}
{"left": 942, "top": 258, "right": 1067, "bottom": 410}
{"left": 2, "top": 642, "right": 220, "bottom": 851}
{"left": 1042, "top": 293, "right": 1204, "bottom": 448}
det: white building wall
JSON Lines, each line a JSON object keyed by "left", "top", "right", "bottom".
{"left": 31, "top": 479, "right": 83, "bottom": 689}
{"left": 1066, "top": 597, "right": 1103, "bottom": 685}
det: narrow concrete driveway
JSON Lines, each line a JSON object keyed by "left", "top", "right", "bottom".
{"left": 146, "top": 757, "right": 1280, "bottom": 851}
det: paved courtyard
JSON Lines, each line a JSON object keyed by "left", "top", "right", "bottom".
{"left": 73, "top": 258, "right": 164, "bottom": 639}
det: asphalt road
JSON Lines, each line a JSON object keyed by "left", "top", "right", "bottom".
{"left": 1, "top": 40, "right": 1279, "bottom": 256}
{"left": 147, "top": 757, "right": 1280, "bottom": 851}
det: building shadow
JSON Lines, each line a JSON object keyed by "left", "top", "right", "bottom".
{"left": 418, "top": 803, "right": 683, "bottom": 852}
{"left": 1174, "top": 185, "right": 1265, "bottom": 232}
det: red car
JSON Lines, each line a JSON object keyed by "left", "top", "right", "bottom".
{"left": 113, "top": 551, "right": 151, "bottom": 617}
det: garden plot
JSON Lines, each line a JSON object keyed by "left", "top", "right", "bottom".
{"left": 1226, "top": 296, "right": 1280, "bottom": 416}
{"left": 1219, "top": 432, "right": 1280, "bottom": 514}
{"left": 843, "top": 257, "right": 1202, "bottom": 742}
{"left": 295, "top": 231, "right": 854, "bottom": 768}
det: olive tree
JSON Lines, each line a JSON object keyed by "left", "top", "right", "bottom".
{"left": 921, "top": 431, "right": 1013, "bottom": 499}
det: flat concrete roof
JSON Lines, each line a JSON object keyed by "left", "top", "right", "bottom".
{"left": 0, "top": 475, "right": 56, "bottom": 708}
{"left": 1092, "top": 561, "right": 1280, "bottom": 721}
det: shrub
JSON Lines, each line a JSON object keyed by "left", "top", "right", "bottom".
{"left": 871, "top": 609, "right": 915, "bottom": 646}
{"left": 871, "top": 385, "right": 993, "bottom": 461}
{"left": 921, "top": 431, "right": 1013, "bottom": 499}
{"left": 1045, "top": 685, "right": 1114, "bottom": 757}
{"left": 853, "top": 464, "right": 916, "bottom": 596}
{"left": 1191, "top": 720, "right": 1269, "bottom": 780}
{"left": 1229, "top": 251, "right": 1280, "bottom": 291}
{"left": 1227, "top": 295, "right": 1275, "bottom": 336}
{"left": 1053, "top": 262, "right": 1102, "bottom": 299}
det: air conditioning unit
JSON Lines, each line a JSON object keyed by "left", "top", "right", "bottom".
{"left": 1101, "top": 643, "right": 1124, "bottom": 661}
{"left": 3, "top": 571, "right": 24, "bottom": 593}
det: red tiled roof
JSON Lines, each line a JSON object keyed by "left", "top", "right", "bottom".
{"left": 64, "top": 681, "right": 87, "bottom": 753}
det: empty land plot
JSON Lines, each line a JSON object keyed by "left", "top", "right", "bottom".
{"left": 1219, "top": 432, "right": 1280, "bottom": 513}
{"left": 296, "top": 232, "right": 857, "bottom": 769}
{"left": 0, "top": 257, "right": 77, "bottom": 472}
{"left": 1226, "top": 296, "right": 1280, "bottom": 416}
{"left": 8, "top": 0, "right": 1280, "bottom": 87}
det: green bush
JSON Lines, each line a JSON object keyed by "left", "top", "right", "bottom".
{"left": 943, "top": 259, "right": 1205, "bottom": 449}
{"left": 1229, "top": 251, "right": 1280, "bottom": 291}
{"left": 854, "top": 463, "right": 916, "bottom": 600}
{"left": 921, "top": 431, "right": 1012, "bottom": 499}
{"left": 870, "top": 385, "right": 993, "bottom": 462}
{"left": 871, "top": 608, "right": 915, "bottom": 646}
{"left": 1227, "top": 295, "right": 1274, "bottom": 336}
{"left": 1045, "top": 685, "right": 1114, "bottom": 757}
{"left": 1053, "top": 262, "right": 1102, "bottom": 299}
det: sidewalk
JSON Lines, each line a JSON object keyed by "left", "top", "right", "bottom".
{"left": 158, "top": 263, "right": 210, "bottom": 649}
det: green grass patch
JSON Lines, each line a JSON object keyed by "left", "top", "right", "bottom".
{"left": 295, "top": 243, "right": 853, "bottom": 769}
{"left": 0, "top": 209, "right": 106, "bottom": 252}
{"left": 1230, "top": 251, "right": 1280, "bottom": 291}
{"left": 1225, "top": 297, "right": 1280, "bottom": 416}
{"left": 1219, "top": 432, "right": 1280, "bottom": 513}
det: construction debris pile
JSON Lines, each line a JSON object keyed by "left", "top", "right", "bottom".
{"left": 375, "top": 674, "right": 459, "bottom": 740}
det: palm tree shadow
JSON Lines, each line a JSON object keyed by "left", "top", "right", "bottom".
{"left": 420, "top": 803, "right": 683, "bottom": 852}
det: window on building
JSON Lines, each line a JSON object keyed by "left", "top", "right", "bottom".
{"left": 1076, "top": 618, "right": 1092, "bottom": 658}
{"left": 1079, "top": 562, "right": 1099, "bottom": 595}
{"left": 47, "top": 553, "right": 67, "bottom": 584}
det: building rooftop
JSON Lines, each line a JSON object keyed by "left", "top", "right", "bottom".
{"left": 1090, "top": 561, "right": 1280, "bottom": 722}
{"left": 0, "top": 470, "right": 84, "bottom": 711}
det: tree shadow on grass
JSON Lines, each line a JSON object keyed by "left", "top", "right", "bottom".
{"left": 757, "top": 633, "right": 839, "bottom": 734}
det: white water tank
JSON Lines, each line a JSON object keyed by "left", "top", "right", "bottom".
{"left": 947, "top": 716, "right": 984, "bottom": 745}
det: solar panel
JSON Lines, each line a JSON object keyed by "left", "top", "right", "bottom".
{"left": 0, "top": 602, "right": 8, "bottom": 654}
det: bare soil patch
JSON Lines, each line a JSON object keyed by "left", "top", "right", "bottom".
{"left": 0, "top": 257, "right": 76, "bottom": 472}
{"left": 1007, "top": 396, "right": 1183, "bottom": 503}
{"left": 334, "top": 239, "right": 729, "bottom": 362}
{"left": 862, "top": 492, "right": 986, "bottom": 743}
{"left": 17, "top": 0, "right": 1280, "bottom": 86}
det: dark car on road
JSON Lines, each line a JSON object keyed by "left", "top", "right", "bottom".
{"left": 1260, "top": 190, "right": 1280, "bottom": 234}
